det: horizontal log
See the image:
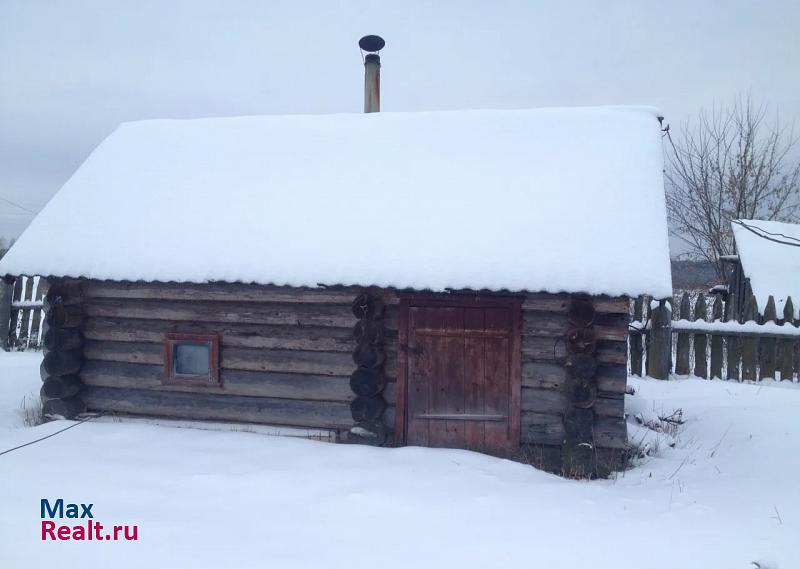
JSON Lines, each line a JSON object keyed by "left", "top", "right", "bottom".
{"left": 41, "top": 375, "right": 82, "bottom": 399}
{"left": 350, "top": 395, "right": 386, "bottom": 422}
{"left": 521, "top": 336, "right": 627, "bottom": 365}
{"left": 522, "top": 312, "right": 570, "bottom": 336}
{"left": 83, "top": 340, "right": 355, "bottom": 376}
{"left": 82, "top": 317, "right": 369, "bottom": 352}
{"left": 84, "top": 298, "right": 357, "bottom": 328}
{"left": 42, "top": 396, "right": 86, "bottom": 419}
{"left": 521, "top": 411, "right": 565, "bottom": 446}
{"left": 82, "top": 386, "right": 353, "bottom": 429}
{"left": 46, "top": 304, "right": 84, "bottom": 328}
{"left": 522, "top": 362, "right": 628, "bottom": 395}
{"left": 354, "top": 319, "right": 385, "bottom": 344}
{"left": 522, "top": 362, "right": 568, "bottom": 390}
{"left": 596, "top": 340, "right": 627, "bottom": 365}
{"left": 595, "top": 365, "right": 628, "bottom": 394}
{"left": 44, "top": 281, "right": 82, "bottom": 305}
{"left": 224, "top": 347, "right": 354, "bottom": 376}
{"left": 565, "top": 353, "right": 597, "bottom": 379}
{"left": 522, "top": 294, "right": 628, "bottom": 315}
{"left": 43, "top": 327, "right": 84, "bottom": 352}
{"left": 594, "top": 417, "right": 628, "bottom": 449}
{"left": 522, "top": 312, "right": 627, "bottom": 342}
{"left": 594, "top": 394, "right": 625, "bottom": 418}
{"left": 350, "top": 366, "right": 386, "bottom": 397}
{"left": 81, "top": 281, "right": 364, "bottom": 305}
{"left": 352, "top": 344, "right": 385, "bottom": 368}
{"left": 567, "top": 298, "right": 596, "bottom": 327}
{"left": 521, "top": 387, "right": 567, "bottom": 414}
{"left": 566, "top": 378, "right": 598, "bottom": 409}
{"left": 80, "top": 360, "right": 355, "bottom": 402}
{"left": 43, "top": 351, "right": 83, "bottom": 376}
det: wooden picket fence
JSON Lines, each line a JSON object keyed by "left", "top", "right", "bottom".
{"left": 0, "top": 276, "right": 46, "bottom": 351}
{"left": 629, "top": 290, "right": 800, "bottom": 381}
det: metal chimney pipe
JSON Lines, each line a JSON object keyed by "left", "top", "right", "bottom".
{"left": 363, "top": 53, "right": 381, "bottom": 113}
{"left": 359, "top": 35, "right": 384, "bottom": 113}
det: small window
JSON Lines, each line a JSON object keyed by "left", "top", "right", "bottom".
{"left": 164, "top": 333, "right": 220, "bottom": 386}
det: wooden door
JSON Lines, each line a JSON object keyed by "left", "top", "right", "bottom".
{"left": 397, "top": 296, "right": 521, "bottom": 456}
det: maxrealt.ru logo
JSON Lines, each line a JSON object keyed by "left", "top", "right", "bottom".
{"left": 40, "top": 499, "right": 138, "bottom": 541}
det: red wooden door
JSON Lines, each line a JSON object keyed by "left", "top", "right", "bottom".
{"left": 400, "top": 297, "right": 521, "bottom": 456}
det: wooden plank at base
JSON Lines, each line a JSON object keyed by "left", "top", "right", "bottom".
{"left": 82, "top": 385, "right": 353, "bottom": 429}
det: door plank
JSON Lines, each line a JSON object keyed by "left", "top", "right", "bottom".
{"left": 464, "top": 308, "right": 486, "bottom": 450}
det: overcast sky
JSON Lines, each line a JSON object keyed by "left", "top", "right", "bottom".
{"left": 1, "top": 0, "right": 799, "bottom": 249}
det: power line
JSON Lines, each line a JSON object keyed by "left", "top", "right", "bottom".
{"left": 732, "top": 219, "right": 800, "bottom": 248}
{"left": 0, "top": 401, "right": 122, "bottom": 458}
{"left": 0, "top": 196, "right": 37, "bottom": 215}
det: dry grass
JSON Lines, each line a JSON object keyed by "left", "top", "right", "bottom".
{"left": 19, "top": 394, "right": 44, "bottom": 427}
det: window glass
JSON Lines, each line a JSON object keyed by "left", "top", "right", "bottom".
{"left": 173, "top": 342, "right": 211, "bottom": 376}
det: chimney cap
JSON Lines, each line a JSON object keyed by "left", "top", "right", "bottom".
{"left": 358, "top": 35, "right": 385, "bottom": 52}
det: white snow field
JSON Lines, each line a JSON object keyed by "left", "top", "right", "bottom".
{"left": 0, "top": 351, "right": 797, "bottom": 569}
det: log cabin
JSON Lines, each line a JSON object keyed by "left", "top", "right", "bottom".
{"left": 724, "top": 219, "right": 800, "bottom": 323}
{"left": 0, "top": 39, "right": 672, "bottom": 477}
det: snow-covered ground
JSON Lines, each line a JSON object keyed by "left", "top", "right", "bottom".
{"left": 0, "top": 351, "right": 797, "bottom": 569}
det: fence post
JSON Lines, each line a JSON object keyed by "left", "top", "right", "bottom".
{"left": 7, "top": 277, "right": 23, "bottom": 348}
{"left": 675, "top": 292, "right": 690, "bottom": 375}
{"left": 629, "top": 296, "right": 643, "bottom": 376}
{"left": 29, "top": 278, "right": 46, "bottom": 349}
{"left": 693, "top": 293, "right": 708, "bottom": 379}
{"left": 759, "top": 296, "right": 777, "bottom": 380}
{"left": 741, "top": 293, "right": 759, "bottom": 381}
{"left": 710, "top": 296, "right": 723, "bottom": 379}
{"left": 646, "top": 299, "right": 672, "bottom": 380}
{"left": 0, "top": 277, "right": 13, "bottom": 351}
{"left": 725, "top": 293, "right": 740, "bottom": 381}
{"left": 18, "top": 276, "right": 34, "bottom": 349}
{"left": 779, "top": 297, "right": 795, "bottom": 381}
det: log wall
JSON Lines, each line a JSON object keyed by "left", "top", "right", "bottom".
{"left": 64, "top": 280, "right": 401, "bottom": 440}
{"left": 44, "top": 280, "right": 629, "bottom": 475}
{"left": 518, "top": 293, "right": 629, "bottom": 475}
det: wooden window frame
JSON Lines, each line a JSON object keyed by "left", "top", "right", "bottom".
{"left": 394, "top": 293, "right": 523, "bottom": 449}
{"left": 164, "top": 333, "right": 221, "bottom": 387}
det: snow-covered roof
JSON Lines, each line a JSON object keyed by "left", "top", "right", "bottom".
{"left": 0, "top": 107, "right": 672, "bottom": 297}
{"left": 732, "top": 219, "right": 800, "bottom": 318}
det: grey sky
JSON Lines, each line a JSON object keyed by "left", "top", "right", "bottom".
{"left": 1, "top": 0, "right": 799, "bottom": 250}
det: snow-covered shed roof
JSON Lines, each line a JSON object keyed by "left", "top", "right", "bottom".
{"left": 732, "top": 219, "right": 800, "bottom": 318}
{"left": 0, "top": 107, "right": 672, "bottom": 298}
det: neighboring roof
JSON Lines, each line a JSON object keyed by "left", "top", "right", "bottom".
{"left": 732, "top": 219, "right": 800, "bottom": 319}
{"left": 0, "top": 107, "right": 672, "bottom": 298}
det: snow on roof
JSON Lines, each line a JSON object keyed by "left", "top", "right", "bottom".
{"left": 0, "top": 107, "right": 672, "bottom": 297}
{"left": 732, "top": 219, "right": 800, "bottom": 319}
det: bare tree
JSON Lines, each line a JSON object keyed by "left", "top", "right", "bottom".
{"left": 665, "top": 95, "right": 800, "bottom": 282}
